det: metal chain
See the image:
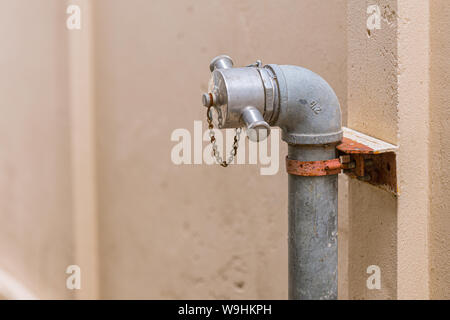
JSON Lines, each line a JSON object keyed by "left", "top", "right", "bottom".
{"left": 206, "top": 106, "right": 242, "bottom": 167}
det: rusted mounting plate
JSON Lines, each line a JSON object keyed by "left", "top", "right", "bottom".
{"left": 286, "top": 157, "right": 341, "bottom": 177}
{"left": 337, "top": 127, "right": 399, "bottom": 195}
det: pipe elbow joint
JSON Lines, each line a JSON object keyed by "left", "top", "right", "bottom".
{"left": 269, "top": 65, "right": 342, "bottom": 146}
{"left": 202, "top": 56, "right": 342, "bottom": 146}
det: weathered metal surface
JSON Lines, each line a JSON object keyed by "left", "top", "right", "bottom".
{"left": 337, "top": 137, "right": 374, "bottom": 154}
{"left": 342, "top": 152, "right": 398, "bottom": 195}
{"left": 340, "top": 127, "right": 398, "bottom": 153}
{"left": 269, "top": 64, "right": 343, "bottom": 145}
{"left": 288, "top": 145, "right": 338, "bottom": 300}
{"left": 286, "top": 157, "right": 342, "bottom": 176}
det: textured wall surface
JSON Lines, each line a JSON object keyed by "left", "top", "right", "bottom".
{"left": 430, "top": 0, "right": 450, "bottom": 300}
{"left": 397, "top": 0, "right": 430, "bottom": 300}
{"left": 347, "top": 0, "right": 443, "bottom": 300}
{"left": 347, "top": 0, "right": 398, "bottom": 299}
{"left": 0, "top": 1, "right": 74, "bottom": 299}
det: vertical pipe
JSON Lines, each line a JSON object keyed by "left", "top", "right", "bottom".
{"left": 288, "top": 144, "right": 338, "bottom": 300}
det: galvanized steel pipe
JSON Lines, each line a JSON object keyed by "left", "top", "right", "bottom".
{"left": 203, "top": 56, "right": 342, "bottom": 300}
{"left": 288, "top": 144, "right": 338, "bottom": 299}
{"left": 272, "top": 65, "right": 341, "bottom": 300}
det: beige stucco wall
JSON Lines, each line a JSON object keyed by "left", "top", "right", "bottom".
{"left": 347, "top": 0, "right": 398, "bottom": 299}
{"left": 347, "top": 0, "right": 435, "bottom": 299}
{"left": 430, "top": 0, "right": 450, "bottom": 300}
{"left": 347, "top": 0, "right": 449, "bottom": 300}
{"left": 397, "top": 0, "right": 431, "bottom": 299}
{"left": 0, "top": 0, "right": 74, "bottom": 299}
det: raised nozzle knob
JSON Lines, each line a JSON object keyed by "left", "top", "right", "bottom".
{"left": 202, "top": 93, "right": 215, "bottom": 107}
{"left": 209, "top": 55, "right": 234, "bottom": 72}
{"left": 241, "top": 106, "right": 271, "bottom": 142}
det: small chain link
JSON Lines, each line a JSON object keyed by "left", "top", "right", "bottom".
{"left": 207, "top": 106, "right": 242, "bottom": 167}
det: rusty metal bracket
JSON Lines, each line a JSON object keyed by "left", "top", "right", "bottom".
{"left": 284, "top": 128, "right": 399, "bottom": 194}
{"left": 337, "top": 128, "right": 398, "bottom": 195}
{"left": 286, "top": 157, "right": 342, "bottom": 176}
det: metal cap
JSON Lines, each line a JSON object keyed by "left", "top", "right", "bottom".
{"left": 202, "top": 93, "right": 214, "bottom": 107}
{"left": 209, "top": 55, "right": 234, "bottom": 72}
{"left": 241, "top": 106, "right": 271, "bottom": 142}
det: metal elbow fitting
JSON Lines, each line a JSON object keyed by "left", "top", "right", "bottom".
{"left": 202, "top": 55, "right": 342, "bottom": 145}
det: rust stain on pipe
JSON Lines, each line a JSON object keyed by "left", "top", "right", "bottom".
{"left": 286, "top": 157, "right": 342, "bottom": 176}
